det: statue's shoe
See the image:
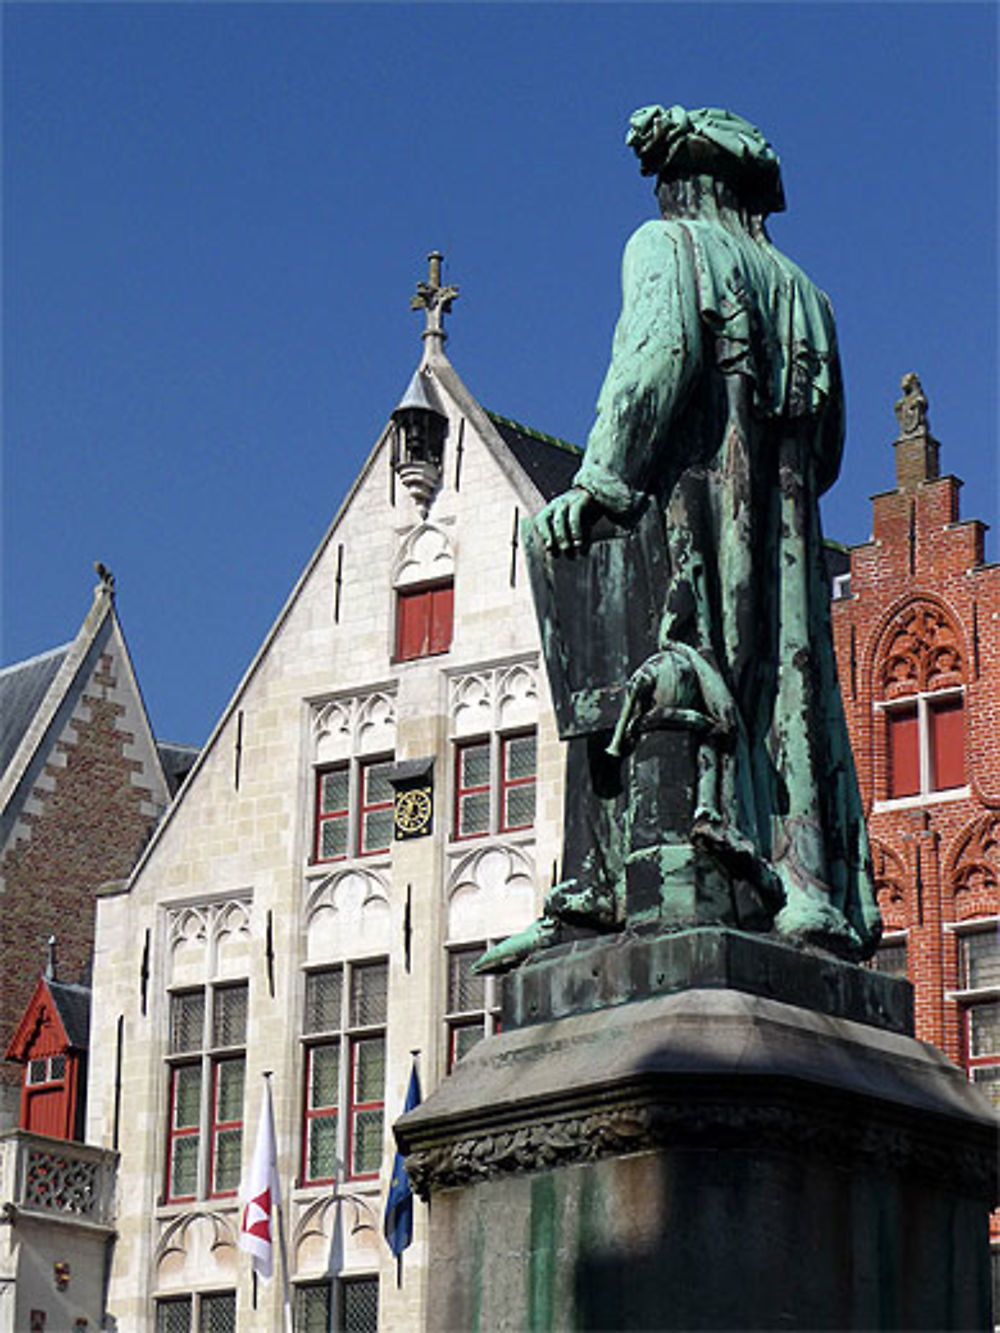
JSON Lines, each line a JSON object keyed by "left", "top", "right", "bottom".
{"left": 545, "top": 879, "right": 619, "bottom": 928}
{"left": 471, "top": 917, "right": 559, "bottom": 975}
{"left": 774, "top": 903, "right": 864, "bottom": 962}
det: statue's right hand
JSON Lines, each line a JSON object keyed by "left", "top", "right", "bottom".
{"left": 536, "top": 487, "right": 595, "bottom": 553}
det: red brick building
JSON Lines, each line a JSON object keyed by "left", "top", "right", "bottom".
{"left": 831, "top": 374, "right": 999, "bottom": 1116}
{"left": 0, "top": 568, "right": 197, "bottom": 1129}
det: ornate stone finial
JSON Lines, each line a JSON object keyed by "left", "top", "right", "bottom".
{"left": 411, "top": 251, "right": 459, "bottom": 347}
{"left": 94, "top": 561, "right": 116, "bottom": 596}
{"left": 46, "top": 935, "right": 57, "bottom": 981}
{"left": 894, "top": 373, "right": 929, "bottom": 438}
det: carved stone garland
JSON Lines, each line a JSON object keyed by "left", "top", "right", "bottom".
{"left": 403, "top": 1090, "right": 996, "bottom": 1203}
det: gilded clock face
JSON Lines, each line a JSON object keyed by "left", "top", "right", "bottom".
{"left": 394, "top": 787, "right": 432, "bottom": 835}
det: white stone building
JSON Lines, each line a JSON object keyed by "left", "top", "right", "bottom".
{"left": 88, "top": 258, "right": 576, "bottom": 1331}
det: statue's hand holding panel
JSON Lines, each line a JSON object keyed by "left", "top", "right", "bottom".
{"left": 536, "top": 486, "right": 597, "bottom": 553}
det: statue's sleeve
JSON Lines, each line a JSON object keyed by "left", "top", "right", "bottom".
{"left": 573, "top": 221, "right": 703, "bottom": 516}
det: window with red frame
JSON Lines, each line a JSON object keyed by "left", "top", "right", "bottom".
{"left": 300, "top": 961, "right": 387, "bottom": 1186}
{"left": 294, "top": 1277, "right": 379, "bottom": 1333}
{"left": 884, "top": 691, "right": 965, "bottom": 801}
{"left": 445, "top": 944, "right": 503, "bottom": 1070}
{"left": 155, "top": 1291, "right": 236, "bottom": 1333}
{"left": 454, "top": 731, "right": 536, "bottom": 840}
{"left": 959, "top": 927, "right": 1000, "bottom": 1110}
{"left": 455, "top": 739, "right": 491, "bottom": 838}
{"left": 313, "top": 758, "right": 394, "bottom": 863}
{"left": 500, "top": 733, "right": 536, "bottom": 831}
{"left": 314, "top": 765, "right": 349, "bottom": 862}
{"left": 358, "top": 759, "right": 394, "bottom": 856}
{"left": 395, "top": 580, "right": 454, "bottom": 662}
{"left": 165, "top": 983, "right": 247, "bottom": 1203}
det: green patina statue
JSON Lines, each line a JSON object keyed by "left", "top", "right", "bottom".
{"left": 476, "top": 105, "right": 881, "bottom": 975}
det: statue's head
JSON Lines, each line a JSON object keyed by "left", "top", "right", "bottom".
{"left": 627, "top": 105, "right": 786, "bottom": 218}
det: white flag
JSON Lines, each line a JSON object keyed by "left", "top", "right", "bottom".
{"left": 239, "top": 1079, "right": 280, "bottom": 1281}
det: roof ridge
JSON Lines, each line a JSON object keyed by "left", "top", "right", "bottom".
{"left": 484, "top": 409, "right": 581, "bottom": 457}
{"left": 0, "top": 643, "right": 72, "bottom": 677}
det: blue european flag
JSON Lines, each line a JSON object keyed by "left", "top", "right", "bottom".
{"left": 384, "top": 1063, "right": 421, "bottom": 1259}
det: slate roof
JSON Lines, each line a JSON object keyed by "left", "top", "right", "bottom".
{"left": 157, "top": 742, "right": 200, "bottom": 796}
{"left": 47, "top": 979, "right": 92, "bottom": 1050}
{"left": 0, "top": 644, "right": 70, "bottom": 776}
{"left": 486, "top": 412, "right": 581, "bottom": 501}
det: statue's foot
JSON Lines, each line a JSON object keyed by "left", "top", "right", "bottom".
{"left": 471, "top": 917, "right": 559, "bottom": 975}
{"left": 774, "top": 903, "right": 863, "bottom": 962}
{"left": 545, "top": 879, "right": 619, "bottom": 929}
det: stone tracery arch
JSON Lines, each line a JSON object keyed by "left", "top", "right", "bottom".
{"left": 392, "top": 522, "right": 455, "bottom": 588}
{"left": 869, "top": 838, "right": 909, "bottom": 931}
{"left": 874, "top": 598, "right": 965, "bottom": 700}
{"left": 947, "top": 813, "right": 1000, "bottom": 920}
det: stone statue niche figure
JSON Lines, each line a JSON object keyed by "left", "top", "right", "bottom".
{"left": 476, "top": 105, "right": 881, "bottom": 975}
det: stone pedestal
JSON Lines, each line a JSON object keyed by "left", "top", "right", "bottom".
{"left": 396, "top": 930, "right": 997, "bottom": 1331}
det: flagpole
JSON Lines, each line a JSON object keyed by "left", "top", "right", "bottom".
{"left": 264, "top": 1071, "right": 295, "bottom": 1333}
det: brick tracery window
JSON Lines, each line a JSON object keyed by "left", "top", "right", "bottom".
{"left": 884, "top": 691, "right": 965, "bottom": 799}
{"left": 875, "top": 600, "right": 966, "bottom": 805}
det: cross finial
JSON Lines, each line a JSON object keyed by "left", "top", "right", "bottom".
{"left": 411, "top": 251, "right": 459, "bottom": 348}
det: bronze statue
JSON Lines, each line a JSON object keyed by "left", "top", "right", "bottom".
{"left": 477, "top": 106, "right": 880, "bottom": 974}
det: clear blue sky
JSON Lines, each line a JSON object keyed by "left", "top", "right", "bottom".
{"left": 4, "top": 2, "right": 997, "bottom": 746}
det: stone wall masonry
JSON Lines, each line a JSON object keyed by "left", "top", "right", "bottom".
{"left": 1, "top": 638, "right": 168, "bottom": 1118}
{"left": 90, "top": 392, "right": 564, "bottom": 1329}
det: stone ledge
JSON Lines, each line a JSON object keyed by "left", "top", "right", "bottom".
{"left": 501, "top": 926, "right": 913, "bottom": 1034}
{"left": 397, "top": 985, "right": 996, "bottom": 1200}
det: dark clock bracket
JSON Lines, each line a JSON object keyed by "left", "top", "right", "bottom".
{"left": 389, "top": 756, "right": 436, "bottom": 841}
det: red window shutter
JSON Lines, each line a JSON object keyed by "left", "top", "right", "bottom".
{"left": 428, "top": 582, "right": 454, "bottom": 655}
{"left": 395, "top": 582, "right": 453, "bottom": 661}
{"left": 396, "top": 589, "right": 429, "bottom": 661}
{"left": 888, "top": 708, "right": 919, "bottom": 798}
{"left": 929, "top": 696, "right": 964, "bottom": 791}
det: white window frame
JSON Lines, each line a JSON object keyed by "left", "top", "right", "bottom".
{"left": 873, "top": 686, "right": 969, "bottom": 811}
{"left": 945, "top": 919, "right": 1000, "bottom": 1109}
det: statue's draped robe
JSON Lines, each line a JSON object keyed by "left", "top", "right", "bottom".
{"left": 572, "top": 217, "right": 879, "bottom": 953}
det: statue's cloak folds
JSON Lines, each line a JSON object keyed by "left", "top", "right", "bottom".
{"left": 528, "top": 218, "right": 879, "bottom": 954}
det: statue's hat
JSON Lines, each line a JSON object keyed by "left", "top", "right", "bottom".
{"left": 627, "top": 104, "right": 786, "bottom": 215}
